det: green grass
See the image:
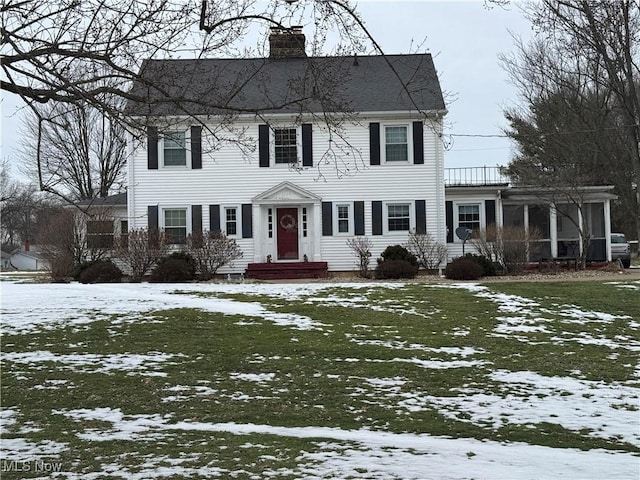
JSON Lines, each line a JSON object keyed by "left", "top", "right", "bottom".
{"left": 1, "top": 279, "right": 639, "bottom": 478}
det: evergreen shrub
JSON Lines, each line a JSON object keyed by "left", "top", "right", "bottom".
{"left": 78, "top": 260, "right": 122, "bottom": 284}
{"left": 375, "top": 245, "right": 419, "bottom": 279}
{"left": 149, "top": 257, "right": 195, "bottom": 283}
{"left": 463, "top": 253, "right": 497, "bottom": 276}
{"left": 444, "top": 257, "right": 484, "bottom": 280}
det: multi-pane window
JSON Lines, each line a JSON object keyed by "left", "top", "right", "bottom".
{"left": 384, "top": 125, "right": 408, "bottom": 162}
{"left": 458, "top": 204, "right": 480, "bottom": 232}
{"left": 268, "top": 208, "right": 273, "bottom": 238}
{"left": 274, "top": 128, "right": 298, "bottom": 164}
{"left": 337, "top": 205, "right": 350, "bottom": 233}
{"left": 225, "top": 207, "right": 238, "bottom": 236}
{"left": 387, "top": 203, "right": 410, "bottom": 231}
{"left": 164, "top": 209, "right": 187, "bottom": 244}
{"left": 302, "top": 207, "right": 308, "bottom": 237}
{"left": 87, "top": 220, "right": 114, "bottom": 249}
{"left": 120, "top": 220, "right": 129, "bottom": 247}
{"left": 164, "top": 131, "right": 187, "bottom": 166}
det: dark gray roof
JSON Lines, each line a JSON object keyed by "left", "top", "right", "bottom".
{"left": 126, "top": 54, "right": 445, "bottom": 117}
{"left": 76, "top": 192, "right": 128, "bottom": 207}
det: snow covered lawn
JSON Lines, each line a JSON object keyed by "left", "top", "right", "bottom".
{"left": 1, "top": 276, "right": 638, "bottom": 479}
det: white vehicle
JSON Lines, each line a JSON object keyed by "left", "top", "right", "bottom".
{"left": 611, "top": 233, "right": 631, "bottom": 268}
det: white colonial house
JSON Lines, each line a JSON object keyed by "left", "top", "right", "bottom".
{"left": 117, "top": 28, "right": 616, "bottom": 278}
{"left": 124, "top": 28, "right": 447, "bottom": 277}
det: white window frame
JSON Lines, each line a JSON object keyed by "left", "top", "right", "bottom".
{"left": 381, "top": 123, "right": 412, "bottom": 164}
{"left": 160, "top": 129, "right": 190, "bottom": 168}
{"left": 223, "top": 205, "right": 240, "bottom": 238}
{"left": 454, "top": 202, "right": 482, "bottom": 242}
{"left": 384, "top": 201, "right": 414, "bottom": 234}
{"left": 162, "top": 207, "right": 189, "bottom": 244}
{"left": 334, "top": 203, "right": 353, "bottom": 236}
{"left": 272, "top": 126, "right": 301, "bottom": 166}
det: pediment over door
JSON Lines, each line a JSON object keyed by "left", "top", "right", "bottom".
{"left": 252, "top": 181, "right": 321, "bottom": 204}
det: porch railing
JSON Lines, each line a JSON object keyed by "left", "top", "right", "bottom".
{"left": 445, "top": 167, "right": 511, "bottom": 186}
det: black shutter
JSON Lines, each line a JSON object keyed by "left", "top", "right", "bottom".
{"left": 147, "top": 127, "right": 158, "bottom": 170}
{"left": 148, "top": 205, "right": 159, "bottom": 230}
{"left": 413, "top": 121, "right": 424, "bottom": 164}
{"left": 259, "top": 124, "right": 270, "bottom": 167}
{"left": 354, "top": 201, "right": 365, "bottom": 236}
{"left": 192, "top": 205, "right": 202, "bottom": 234}
{"left": 322, "top": 202, "right": 333, "bottom": 236}
{"left": 415, "top": 200, "right": 426, "bottom": 234}
{"left": 242, "top": 204, "right": 252, "bottom": 238}
{"left": 485, "top": 200, "right": 496, "bottom": 227}
{"left": 210, "top": 204, "right": 221, "bottom": 232}
{"left": 191, "top": 126, "right": 202, "bottom": 169}
{"left": 369, "top": 123, "right": 380, "bottom": 165}
{"left": 302, "top": 123, "right": 313, "bottom": 167}
{"left": 446, "top": 201, "right": 453, "bottom": 243}
{"left": 372, "top": 201, "right": 383, "bottom": 235}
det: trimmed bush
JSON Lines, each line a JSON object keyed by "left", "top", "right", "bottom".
{"left": 375, "top": 259, "right": 419, "bottom": 279}
{"left": 444, "top": 257, "right": 484, "bottom": 280}
{"left": 379, "top": 244, "right": 418, "bottom": 264}
{"left": 463, "top": 253, "right": 497, "bottom": 276}
{"left": 376, "top": 245, "right": 419, "bottom": 279}
{"left": 149, "top": 257, "right": 195, "bottom": 283}
{"left": 78, "top": 260, "right": 122, "bottom": 284}
{"left": 166, "top": 251, "right": 197, "bottom": 277}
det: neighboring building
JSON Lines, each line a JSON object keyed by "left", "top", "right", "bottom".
{"left": 76, "top": 193, "right": 129, "bottom": 251}
{"left": 6, "top": 244, "right": 50, "bottom": 271}
{"left": 124, "top": 28, "right": 447, "bottom": 276}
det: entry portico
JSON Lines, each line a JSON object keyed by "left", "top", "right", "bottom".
{"left": 251, "top": 182, "right": 322, "bottom": 263}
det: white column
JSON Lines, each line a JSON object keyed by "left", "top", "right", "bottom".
{"left": 604, "top": 199, "right": 612, "bottom": 261}
{"left": 313, "top": 202, "right": 322, "bottom": 261}
{"left": 550, "top": 204, "right": 558, "bottom": 258}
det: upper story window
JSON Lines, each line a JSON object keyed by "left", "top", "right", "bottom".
{"left": 274, "top": 128, "right": 298, "bottom": 164}
{"left": 384, "top": 125, "right": 409, "bottom": 162}
{"left": 163, "top": 131, "right": 187, "bottom": 166}
{"left": 387, "top": 203, "right": 411, "bottom": 231}
{"left": 164, "top": 208, "right": 187, "bottom": 244}
{"left": 458, "top": 204, "right": 480, "bottom": 232}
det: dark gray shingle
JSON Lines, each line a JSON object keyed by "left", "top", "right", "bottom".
{"left": 125, "top": 54, "right": 445, "bottom": 117}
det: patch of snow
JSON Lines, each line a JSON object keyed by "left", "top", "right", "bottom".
{"left": 230, "top": 372, "right": 276, "bottom": 382}
{"left": 2, "top": 351, "right": 181, "bottom": 377}
{"left": 47, "top": 408, "right": 639, "bottom": 480}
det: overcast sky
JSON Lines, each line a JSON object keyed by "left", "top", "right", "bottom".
{"left": 0, "top": 0, "right": 533, "bottom": 181}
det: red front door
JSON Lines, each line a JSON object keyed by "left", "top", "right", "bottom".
{"left": 277, "top": 208, "right": 299, "bottom": 260}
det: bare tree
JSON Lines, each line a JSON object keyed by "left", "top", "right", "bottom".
{"left": 112, "top": 228, "right": 170, "bottom": 282}
{"left": 186, "top": 230, "right": 243, "bottom": 280}
{"left": 19, "top": 100, "right": 127, "bottom": 201}
{"left": 346, "top": 236, "right": 373, "bottom": 278}
{"left": 471, "top": 224, "right": 541, "bottom": 274}
{"left": 2, "top": 2, "right": 374, "bottom": 182}
{"left": 406, "top": 231, "right": 447, "bottom": 272}
{"left": 501, "top": 0, "right": 640, "bottom": 244}
{"left": 1, "top": 163, "right": 59, "bottom": 251}
{"left": 2, "top": 1, "right": 447, "bottom": 199}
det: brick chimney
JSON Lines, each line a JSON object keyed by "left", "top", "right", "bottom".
{"left": 269, "top": 26, "right": 306, "bottom": 58}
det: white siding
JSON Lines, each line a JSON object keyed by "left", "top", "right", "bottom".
{"left": 129, "top": 116, "right": 445, "bottom": 273}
